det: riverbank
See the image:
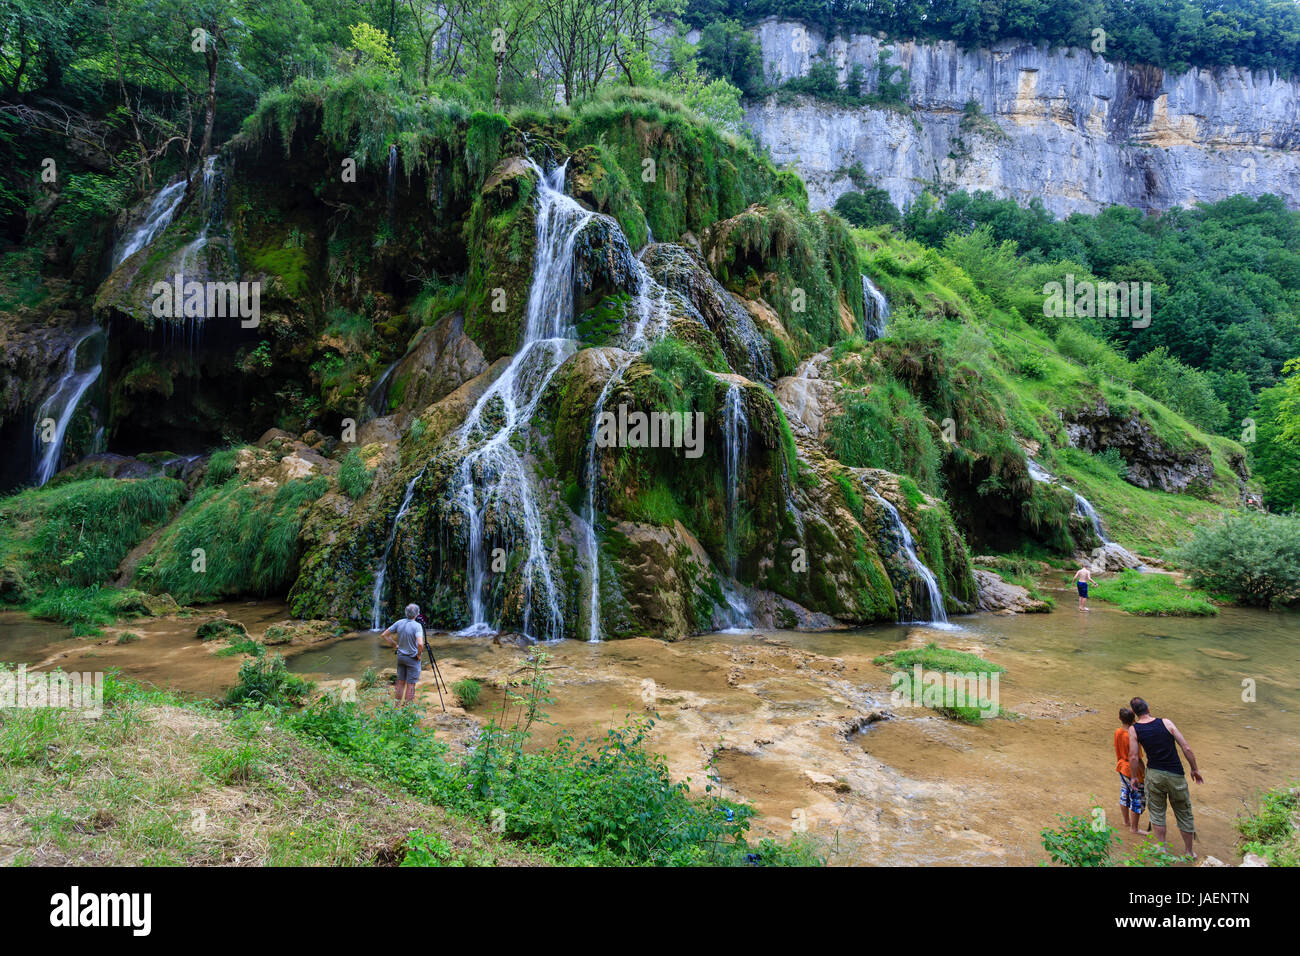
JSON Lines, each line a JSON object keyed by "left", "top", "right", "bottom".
{"left": 5, "top": 581, "right": 1294, "bottom": 866}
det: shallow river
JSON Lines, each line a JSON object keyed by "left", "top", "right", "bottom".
{"left": 4, "top": 584, "right": 1297, "bottom": 865}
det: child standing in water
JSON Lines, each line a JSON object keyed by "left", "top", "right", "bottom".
{"left": 1072, "top": 564, "right": 1093, "bottom": 611}
{"left": 1115, "top": 707, "right": 1146, "bottom": 833}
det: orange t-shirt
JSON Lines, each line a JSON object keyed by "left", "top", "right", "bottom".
{"left": 1114, "top": 726, "right": 1133, "bottom": 777}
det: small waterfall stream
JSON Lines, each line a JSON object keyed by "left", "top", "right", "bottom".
{"left": 1027, "top": 459, "right": 1144, "bottom": 568}
{"left": 113, "top": 176, "right": 187, "bottom": 267}
{"left": 31, "top": 328, "right": 105, "bottom": 486}
{"left": 722, "top": 383, "right": 748, "bottom": 574}
{"left": 861, "top": 274, "right": 890, "bottom": 341}
{"left": 371, "top": 467, "right": 427, "bottom": 629}
{"left": 865, "top": 485, "right": 951, "bottom": 627}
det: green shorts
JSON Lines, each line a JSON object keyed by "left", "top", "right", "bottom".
{"left": 1144, "top": 767, "right": 1195, "bottom": 833}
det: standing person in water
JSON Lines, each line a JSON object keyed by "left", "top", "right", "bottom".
{"left": 1128, "top": 696, "right": 1203, "bottom": 858}
{"left": 379, "top": 603, "right": 425, "bottom": 706}
{"left": 1072, "top": 564, "right": 1094, "bottom": 611}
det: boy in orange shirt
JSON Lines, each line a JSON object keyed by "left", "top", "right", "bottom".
{"left": 1114, "top": 707, "right": 1146, "bottom": 832}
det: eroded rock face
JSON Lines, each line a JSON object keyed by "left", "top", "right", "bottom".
{"left": 378, "top": 312, "right": 489, "bottom": 427}
{"left": 1062, "top": 400, "right": 1213, "bottom": 492}
{"left": 742, "top": 19, "right": 1300, "bottom": 216}
{"left": 642, "top": 243, "right": 776, "bottom": 382}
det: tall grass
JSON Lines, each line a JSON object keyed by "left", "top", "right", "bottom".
{"left": 136, "top": 476, "right": 328, "bottom": 603}
{"left": 0, "top": 477, "right": 184, "bottom": 595}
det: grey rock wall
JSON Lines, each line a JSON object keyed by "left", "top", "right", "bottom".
{"left": 742, "top": 19, "right": 1300, "bottom": 216}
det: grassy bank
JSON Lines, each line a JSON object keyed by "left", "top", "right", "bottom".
{"left": 1090, "top": 570, "right": 1218, "bottom": 617}
{"left": 0, "top": 670, "right": 546, "bottom": 866}
{"left": 1, "top": 664, "right": 822, "bottom": 867}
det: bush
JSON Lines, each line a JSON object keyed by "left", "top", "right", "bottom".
{"left": 452, "top": 678, "right": 482, "bottom": 709}
{"left": 834, "top": 188, "right": 900, "bottom": 229}
{"left": 223, "top": 654, "right": 312, "bottom": 710}
{"left": 137, "top": 476, "right": 328, "bottom": 603}
{"left": 338, "top": 449, "right": 374, "bottom": 499}
{"left": 1236, "top": 784, "right": 1300, "bottom": 866}
{"left": 1041, "top": 811, "right": 1118, "bottom": 866}
{"left": 1176, "top": 514, "right": 1300, "bottom": 607}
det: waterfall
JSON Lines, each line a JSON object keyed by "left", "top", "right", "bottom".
{"left": 1027, "top": 458, "right": 1144, "bottom": 567}
{"left": 371, "top": 467, "right": 427, "bottom": 629}
{"left": 113, "top": 176, "right": 186, "bottom": 267}
{"left": 861, "top": 274, "right": 890, "bottom": 341}
{"left": 581, "top": 251, "right": 678, "bottom": 641}
{"left": 31, "top": 328, "right": 104, "bottom": 486}
{"left": 865, "top": 485, "right": 951, "bottom": 627}
{"left": 362, "top": 361, "right": 399, "bottom": 422}
{"left": 170, "top": 155, "right": 225, "bottom": 353}
{"left": 722, "top": 383, "right": 749, "bottom": 574}
{"left": 450, "top": 158, "right": 596, "bottom": 641}
{"left": 582, "top": 358, "right": 631, "bottom": 643}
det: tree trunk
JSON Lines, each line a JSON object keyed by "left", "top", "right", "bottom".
{"left": 199, "top": 44, "right": 217, "bottom": 157}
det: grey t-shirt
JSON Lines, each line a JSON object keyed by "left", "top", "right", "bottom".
{"left": 387, "top": 618, "right": 424, "bottom": 658}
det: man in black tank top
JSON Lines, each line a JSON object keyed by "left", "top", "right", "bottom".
{"left": 1127, "top": 697, "right": 1204, "bottom": 858}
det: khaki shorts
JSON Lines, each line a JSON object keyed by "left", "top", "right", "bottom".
{"left": 1144, "top": 768, "right": 1195, "bottom": 833}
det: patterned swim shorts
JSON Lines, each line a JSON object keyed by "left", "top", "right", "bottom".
{"left": 1119, "top": 772, "right": 1145, "bottom": 815}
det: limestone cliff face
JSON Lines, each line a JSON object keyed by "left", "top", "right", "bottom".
{"left": 742, "top": 19, "right": 1300, "bottom": 216}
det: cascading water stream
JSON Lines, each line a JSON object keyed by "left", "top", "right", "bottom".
{"left": 1027, "top": 459, "right": 1144, "bottom": 568}
{"left": 371, "top": 468, "right": 427, "bottom": 629}
{"left": 31, "top": 328, "right": 104, "bottom": 486}
{"left": 449, "top": 158, "right": 597, "bottom": 641}
{"left": 861, "top": 274, "right": 890, "bottom": 341}
{"left": 113, "top": 176, "right": 187, "bottom": 267}
{"left": 865, "top": 485, "right": 952, "bottom": 627}
{"left": 722, "top": 384, "right": 749, "bottom": 574}
{"left": 580, "top": 252, "right": 676, "bottom": 642}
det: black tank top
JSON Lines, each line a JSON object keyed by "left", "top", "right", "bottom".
{"left": 1134, "top": 718, "right": 1184, "bottom": 775}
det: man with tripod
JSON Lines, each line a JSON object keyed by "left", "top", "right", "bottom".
{"left": 379, "top": 603, "right": 425, "bottom": 705}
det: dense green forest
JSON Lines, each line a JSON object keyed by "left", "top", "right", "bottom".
{"left": 685, "top": 0, "right": 1300, "bottom": 76}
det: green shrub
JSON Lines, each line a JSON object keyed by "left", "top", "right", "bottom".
{"left": 337, "top": 449, "right": 374, "bottom": 499}
{"left": 1041, "top": 811, "right": 1118, "bottom": 866}
{"left": 223, "top": 654, "right": 312, "bottom": 710}
{"left": 1176, "top": 514, "right": 1300, "bottom": 607}
{"left": 137, "top": 477, "right": 328, "bottom": 603}
{"left": 1236, "top": 784, "right": 1300, "bottom": 866}
{"left": 26, "top": 586, "right": 150, "bottom": 637}
{"left": 452, "top": 678, "right": 482, "bottom": 709}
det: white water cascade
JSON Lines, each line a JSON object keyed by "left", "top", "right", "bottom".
{"left": 1027, "top": 459, "right": 1144, "bottom": 568}
{"left": 861, "top": 274, "right": 890, "bottom": 341}
{"left": 370, "top": 467, "right": 427, "bottom": 629}
{"left": 113, "top": 176, "right": 187, "bottom": 267}
{"left": 865, "top": 485, "right": 952, "bottom": 627}
{"left": 31, "top": 328, "right": 104, "bottom": 486}
{"left": 722, "top": 383, "right": 749, "bottom": 573}
{"left": 450, "top": 158, "right": 601, "bottom": 641}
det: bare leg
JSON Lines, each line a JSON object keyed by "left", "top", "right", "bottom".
{"left": 1179, "top": 829, "right": 1195, "bottom": 858}
{"left": 1121, "top": 806, "right": 1131, "bottom": 829}
{"left": 393, "top": 680, "right": 407, "bottom": 703}
{"left": 1152, "top": 823, "right": 1167, "bottom": 846}
{"left": 1130, "top": 811, "right": 1141, "bottom": 834}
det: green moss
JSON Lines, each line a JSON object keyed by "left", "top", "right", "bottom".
{"left": 1091, "top": 570, "right": 1217, "bottom": 616}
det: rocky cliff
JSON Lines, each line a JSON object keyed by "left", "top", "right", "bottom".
{"left": 742, "top": 18, "right": 1300, "bottom": 216}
